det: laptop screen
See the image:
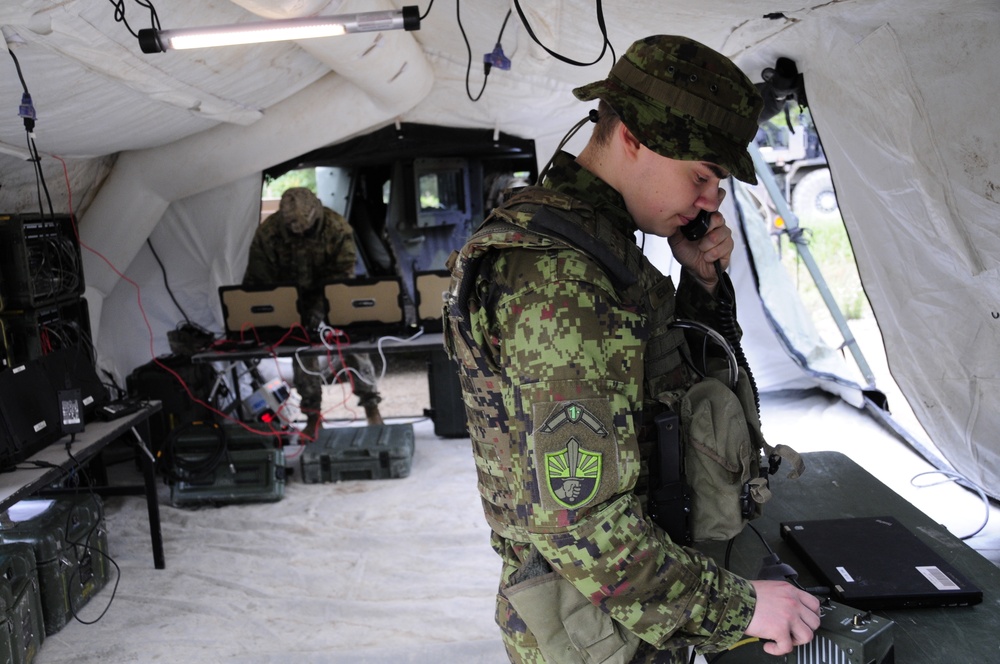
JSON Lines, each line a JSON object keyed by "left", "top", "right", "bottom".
{"left": 781, "top": 516, "right": 983, "bottom": 609}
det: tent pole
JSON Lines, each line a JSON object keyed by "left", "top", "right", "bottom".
{"left": 748, "top": 144, "right": 877, "bottom": 387}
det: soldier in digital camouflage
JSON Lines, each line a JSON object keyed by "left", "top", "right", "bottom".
{"left": 445, "top": 35, "right": 820, "bottom": 663}
{"left": 243, "top": 187, "right": 383, "bottom": 434}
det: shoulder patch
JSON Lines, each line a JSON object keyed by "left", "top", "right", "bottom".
{"left": 533, "top": 399, "right": 619, "bottom": 511}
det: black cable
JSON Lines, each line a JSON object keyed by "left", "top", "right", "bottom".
{"left": 108, "top": 0, "right": 161, "bottom": 38}
{"left": 147, "top": 238, "right": 194, "bottom": 325}
{"left": 61, "top": 495, "right": 122, "bottom": 627}
{"left": 419, "top": 0, "right": 435, "bottom": 21}
{"left": 161, "top": 421, "right": 229, "bottom": 484}
{"left": 512, "top": 0, "right": 615, "bottom": 67}
{"left": 6, "top": 47, "right": 30, "bottom": 95}
{"left": 9, "top": 45, "right": 55, "bottom": 219}
{"left": 712, "top": 261, "right": 760, "bottom": 414}
{"left": 457, "top": 2, "right": 513, "bottom": 103}
{"left": 456, "top": 0, "right": 487, "bottom": 102}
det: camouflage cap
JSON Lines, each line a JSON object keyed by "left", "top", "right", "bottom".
{"left": 279, "top": 187, "right": 323, "bottom": 234}
{"left": 573, "top": 35, "right": 763, "bottom": 183}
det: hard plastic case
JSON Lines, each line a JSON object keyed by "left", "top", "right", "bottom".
{"left": 0, "top": 542, "right": 45, "bottom": 664}
{"left": 0, "top": 494, "right": 110, "bottom": 636}
{"left": 169, "top": 424, "right": 286, "bottom": 506}
{"left": 300, "top": 424, "right": 414, "bottom": 483}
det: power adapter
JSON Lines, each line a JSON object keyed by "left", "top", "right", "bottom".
{"left": 58, "top": 388, "right": 85, "bottom": 435}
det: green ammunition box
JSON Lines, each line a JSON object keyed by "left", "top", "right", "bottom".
{"left": 0, "top": 542, "right": 45, "bottom": 664}
{"left": 300, "top": 424, "right": 414, "bottom": 483}
{"left": 169, "top": 424, "right": 286, "bottom": 506}
{"left": 0, "top": 494, "right": 110, "bottom": 636}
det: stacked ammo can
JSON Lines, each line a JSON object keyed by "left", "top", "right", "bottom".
{"left": 0, "top": 542, "right": 45, "bottom": 664}
{"left": 0, "top": 492, "right": 110, "bottom": 656}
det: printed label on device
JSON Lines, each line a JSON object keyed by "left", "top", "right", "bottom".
{"left": 917, "top": 566, "right": 960, "bottom": 591}
{"left": 836, "top": 566, "right": 855, "bottom": 583}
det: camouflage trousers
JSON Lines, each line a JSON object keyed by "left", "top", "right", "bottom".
{"left": 293, "top": 352, "right": 381, "bottom": 413}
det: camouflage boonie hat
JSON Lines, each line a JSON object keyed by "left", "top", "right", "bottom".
{"left": 573, "top": 35, "right": 763, "bottom": 183}
{"left": 279, "top": 187, "right": 323, "bottom": 234}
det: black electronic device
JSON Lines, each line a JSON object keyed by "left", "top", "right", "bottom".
{"left": 0, "top": 297, "right": 92, "bottom": 368}
{"left": 729, "top": 597, "right": 895, "bottom": 664}
{"left": 781, "top": 516, "right": 983, "bottom": 609}
{"left": 680, "top": 210, "right": 711, "bottom": 242}
{"left": 0, "top": 214, "right": 85, "bottom": 311}
{"left": 0, "top": 359, "right": 61, "bottom": 470}
{"left": 38, "top": 346, "right": 108, "bottom": 421}
{"left": 95, "top": 397, "right": 144, "bottom": 421}
{"left": 56, "top": 388, "right": 85, "bottom": 435}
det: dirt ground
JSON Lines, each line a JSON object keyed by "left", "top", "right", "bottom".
{"left": 318, "top": 350, "right": 433, "bottom": 423}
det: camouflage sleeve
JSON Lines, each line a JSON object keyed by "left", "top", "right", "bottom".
{"left": 322, "top": 209, "right": 356, "bottom": 280}
{"left": 242, "top": 219, "right": 280, "bottom": 286}
{"left": 488, "top": 248, "right": 755, "bottom": 652}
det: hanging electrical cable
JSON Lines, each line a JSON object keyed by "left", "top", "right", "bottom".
{"left": 7, "top": 47, "right": 54, "bottom": 218}
{"left": 457, "top": 0, "right": 513, "bottom": 102}
{"left": 106, "top": 0, "right": 161, "bottom": 38}
{"left": 512, "top": 0, "right": 615, "bottom": 67}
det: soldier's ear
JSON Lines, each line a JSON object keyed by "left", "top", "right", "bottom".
{"left": 618, "top": 122, "right": 643, "bottom": 161}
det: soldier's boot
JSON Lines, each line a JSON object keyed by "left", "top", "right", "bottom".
{"left": 364, "top": 403, "right": 384, "bottom": 427}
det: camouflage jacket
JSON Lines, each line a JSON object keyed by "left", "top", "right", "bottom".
{"left": 242, "top": 207, "right": 356, "bottom": 315}
{"left": 445, "top": 152, "right": 755, "bottom": 658}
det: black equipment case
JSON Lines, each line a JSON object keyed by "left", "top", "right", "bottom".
{"left": 0, "top": 494, "right": 110, "bottom": 636}
{"left": 0, "top": 542, "right": 45, "bottom": 664}
{"left": 167, "top": 423, "right": 286, "bottom": 507}
{"left": 300, "top": 424, "right": 414, "bottom": 483}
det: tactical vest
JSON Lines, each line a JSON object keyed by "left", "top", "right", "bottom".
{"left": 446, "top": 186, "right": 800, "bottom": 542}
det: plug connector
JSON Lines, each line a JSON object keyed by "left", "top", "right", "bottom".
{"left": 18, "top": 92, "right": 36, "bottom": 132}
{"left": 756, "top": 552, "right": 799, "bottom": 582}
{"left": 483, "top": 44, "right": 511, "bottom": 71}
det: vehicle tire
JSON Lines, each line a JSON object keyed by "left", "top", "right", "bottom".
{"left": 792, "top": 168, "right": 840, "bottom": 220}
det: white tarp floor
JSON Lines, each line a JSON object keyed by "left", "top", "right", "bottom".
{"left": 30, "top": 345, "right": 1000, "bottom": 664}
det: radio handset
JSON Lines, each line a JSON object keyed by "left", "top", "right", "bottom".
{"left": 681, "top": 210, "right": 712, "bottom": 242}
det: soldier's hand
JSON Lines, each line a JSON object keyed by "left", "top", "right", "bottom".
{"left": 745, "top": 580, "right": 821, "bottom": 655}
{"left": 668, "top": 189, "right": 734, "bottom": 294}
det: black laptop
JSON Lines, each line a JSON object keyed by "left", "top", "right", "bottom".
{"left": 781, "top": 516, "right": 983, "bottom": 609}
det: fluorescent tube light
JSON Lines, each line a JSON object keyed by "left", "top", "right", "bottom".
{"left": 139, "top": 6, "right": 420, "bottom": 54}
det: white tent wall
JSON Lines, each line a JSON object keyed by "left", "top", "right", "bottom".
{"left": 737, "top": 12, "right": 1000, "bottom": 495}
{"left": 97, "top": 175, "right": 261, "bottom": 383}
